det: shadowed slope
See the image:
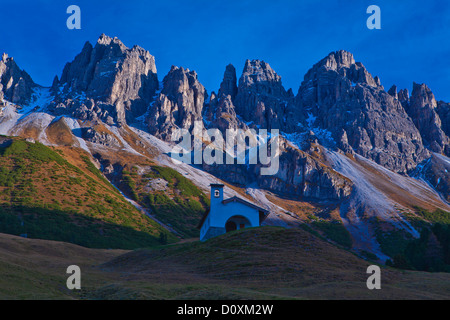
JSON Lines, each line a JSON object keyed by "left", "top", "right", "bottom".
{"left": 100, "top": 227, "right": 450, "bottom": 300}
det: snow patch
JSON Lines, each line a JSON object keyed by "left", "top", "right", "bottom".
{"left": 63, "top": 117, "right": 91, "bottom": 153}
{"left": 20, "top": 87, "right": 53, "bottom": 116}
{"left": 306, "top": 112, "right": 317, "bottom": 127}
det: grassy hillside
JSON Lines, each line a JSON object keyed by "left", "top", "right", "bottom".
{"left": 2, "top": 227, "right": 447, "bottom": 300}
{"left": 0, "top": 136, "right": 175, "bottom": 249}
{"left": 0, "top": 232, "right": 124, "bottom": 299}
{"left": 119, "top": 165, "right": 210, "bottom": 238}
{"left": 97, "top": 227, "right": 450, "bottom": 300}
{"left": 376, "top": 207, "right": 450, "bottom": 272}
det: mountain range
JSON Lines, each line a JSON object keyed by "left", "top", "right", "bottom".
{"left": 1, "top": 34, "right": 450, "bottom": 268}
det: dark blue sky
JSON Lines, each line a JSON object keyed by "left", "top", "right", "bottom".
{"left": 1, "top": 0, "right": 449, "bottom": 101}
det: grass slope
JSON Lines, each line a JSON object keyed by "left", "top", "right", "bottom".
{"left": 120, "top": 165, "right": 210, "bottom": 238}
{"left": 376, "top": 207, "right": 450, "bottom": 272}
{"left": 0, "top": 232, "right": 124, "bottom": 299}
{"left": 98, "top": 227, "right": 450, "bottom": 300}
{"left": 0, "top": 137, "right": 174, "bottom": 249}
{"left": 1, "top": 227, "right": 449, "bottom": 299}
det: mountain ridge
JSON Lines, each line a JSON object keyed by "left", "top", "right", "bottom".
{"left": 1, "top": 34, "right": 450, "bottom": 264}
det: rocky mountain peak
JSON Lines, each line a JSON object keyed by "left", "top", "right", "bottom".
{"left": 147, "top": 65, "right": 206, "bottom": 140}
{"left": 239, "top": 59, "right": 284, "bottom": 95}
{"left": 0, "top": 53, "right": 36, "bottom": 104}
{"left": 232, "top": 59, "right": 291, "bottom": 130}
{"left": 294, "top": 51, "right": 429, "bottom": 173}
{"left": 437, "top": 101, "right": 450, "bottom": 139}
{"left": 302, "top": 50, "right": 381, "bottom": 90}
{"left": 54, "top": 34, "right": 159, "bottom": 124}
{"left": 218, "top": 64, "right": 238, "bottom": 100}
{"left": 203, "top": 64, "right": 246, "bottom": 134}
{"left": 396, "top": 88, "right": 411, "bottom": 112}
{"left": 388, "top": 85, "right": 398, "bottom": 100}
{"left": 407, "top": 83, "right": 449, "bottom": 155}
{"left": 96, "top": 33, "right": 127, "bottom": 50}
{"left": 411, "top": 82, "right": 438, "bottom": 109}
{"left": 161, "top": 66, "right": 201, "bottom": 97}
{"left": 321, "top": 50, "right": 356, "bottom": 70}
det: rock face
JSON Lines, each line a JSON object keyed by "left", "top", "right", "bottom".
{"left": 291, "top": 50, "right": 429, "bottom": 173}
{"left": 258, "top": 138, "right": 353, "bottom": 200}
{"left": 200, "top": 60, "right": 353, "bottom": 201}
{"left": 388, "top": 85, "right": 398, "bottom": 100}
{"left": 143, "top": 178, "right": 169, "bottom": 192}
{"left": 205, "top": 94, "right": 245, "bottom": 133}
{"left": 413, "top": 153, "right": 450, "bottom": 202}
{"left": 398, "top": 88, "right": 410, "bottom": 109}
{"left": 54, "top": 34, "right": 159, "bottom": 123}
{"left": 0, "top": 53, "right": 36, "bottom": 104}
{"left": 218, "top": 64, "right": 238, "bottom": 100}
{"left": 437, "top": 101, "right": 450, "bottom": 138}
{"left": 82, "top": 127, "right": 121, "bottom": 148}
{"left": 147, "top": 66, "right": 206, "bottom": 140}
{"left": 204, "top": 65, "right": 246, "bottom": 133}
{"left": 234, "top": 59, "right": 293, "bottom": 130}
{"left": 205, "top": 60, "right": 293, "bottom": 134}
{"left": 203, "top": 136, "right": 353, "bottom": 201}
{"left": 405, "top": 83, "right": 450, "bottom": 156}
